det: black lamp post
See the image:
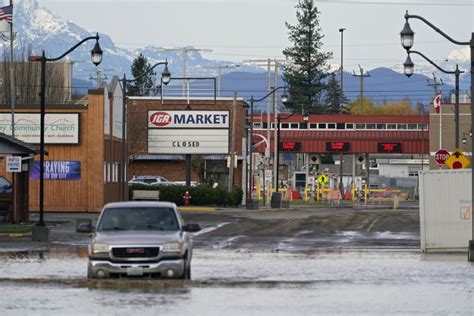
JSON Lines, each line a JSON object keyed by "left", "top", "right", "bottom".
{"left": 29, "top": 34, "right": 103, "bottom": 236}
{"left": 118, "top": 61, "right": 171, "bottom": 201}
{"left": 401, "top": 10, "right": 474, "bottom": 261}
{"left": 403, "top": 50, "right": 464, "bottom": 148}
{"left": 246, "top": 87, "right": 288, "bottom": 206}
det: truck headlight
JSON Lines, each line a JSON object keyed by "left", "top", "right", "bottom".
{"left": 90, "top": 243, "right": 109, "bottom": 254}
{"left": 162, "top": 242, "right": 183, "bottom": 253}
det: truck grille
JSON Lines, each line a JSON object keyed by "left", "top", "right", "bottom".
{"left": 112, "top": 247, "right": 159, "bottom": 258}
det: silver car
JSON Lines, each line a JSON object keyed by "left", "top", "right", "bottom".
{"left": 86, "top": 201, "right": 201, "bottom": 279}
{"left": 128, "top": 176, "right": 175, "bottom": 186}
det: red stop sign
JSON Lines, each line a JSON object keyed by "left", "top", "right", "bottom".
{"left": 434, "top": 149, "right": 450, "bottom": 166}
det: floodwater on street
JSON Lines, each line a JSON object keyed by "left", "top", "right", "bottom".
{"left": 0, "top": 248, "right": 473, "bottom": 315}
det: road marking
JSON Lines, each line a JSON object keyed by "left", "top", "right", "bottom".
{"left": 366, "top": 218, "right": 378, "bottom": 232}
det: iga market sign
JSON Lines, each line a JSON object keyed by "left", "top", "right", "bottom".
{"left": 30, "top": 161, "right": 81, "bottom": 180}
{"left": 0, "top": 113, "right": 79, "bottom": 144}
{"left": 147, "top": 110, "right": 229, "bottom": 154}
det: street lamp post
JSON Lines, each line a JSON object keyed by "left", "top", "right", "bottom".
{"left": 401, "top": 10, "right": 474, "bottom": 261}
{"left": 275, "top": 112, "right": 309, "bottom": 194}
{"left": 118, "top": 61, "right": 171, "bottom": 201}
{"left": 462, "top": 130, "right": 472, "bottom": 145}
{"left": 247, "top": 87, "right": 288, "bottom": 208}
{"left": 403, "top": 50, "right": 464, "bottom": 148}
{"left": 29, "top": 34, "right": 103, "bottom": 240}
{"left": 339, "top": 28, "right": 345, "bottom": 104}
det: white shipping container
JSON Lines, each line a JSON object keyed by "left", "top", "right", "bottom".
{"left": 420, "top": 169, "right": 473, "bottom": 252}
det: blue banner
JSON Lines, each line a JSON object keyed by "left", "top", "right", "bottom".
{"left": 30, "top": 161, "right": 81, "bottom": 180}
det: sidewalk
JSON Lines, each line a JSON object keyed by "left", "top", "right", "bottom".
{"left": 0, "top": 212, "right": 99, "bottom": 250}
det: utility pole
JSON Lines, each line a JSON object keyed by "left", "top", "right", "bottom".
{"left": 352, "top": 65, "right": 371, "bottom": 104}
{"left": 350, "top": 65, "right": 371, "bottom": 194}
{"left": 156, "top": 47, "right": 213, "bottom": 96}
{"left": 200, "top": 64, "right": 240, "bottom": 97}
{"left": 243, "top": 59, "right": 286, "bottom": 190}
{"left": 77, "top": 67, "right": 119, "bottom": 88}
{"left": 228, "top": 92, "right": 237, "bottom": 192}
{"left": 427, "top": 74, "right": 444, "bottom": 150}
{"left": 89, "top": 68, "right": 108, "bottom": 87}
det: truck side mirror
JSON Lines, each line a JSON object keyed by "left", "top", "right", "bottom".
{"left": 77, "top": 222, "right": 95, "bottom": 233}
{"left": 182, "top": 223, "right": 201, "bottom": 232}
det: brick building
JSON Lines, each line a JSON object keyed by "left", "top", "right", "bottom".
{"left": 126, "top": 97, "right": 247, "bottom": 189}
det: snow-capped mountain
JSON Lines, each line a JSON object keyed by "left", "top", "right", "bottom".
{"left": 7, "top": 0, "right": 258, "bottom": 82}
{"left": 3, "top": 0, "right": 469, "bottom": 107}
{"left": 392, "top": 46, "right": 470, "bottom": 90}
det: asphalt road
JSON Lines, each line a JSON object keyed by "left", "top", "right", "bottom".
{"left": 183, "top": 207, "right": 420, "bottom": 251}
{"left": 0, "top": 206, "right": 420, "bottom": 251}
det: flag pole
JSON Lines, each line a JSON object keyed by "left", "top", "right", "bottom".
{"left": 9, "top": 0, "right": 15, "bottom": 138}
{"left": 439, "top": 92, "right": 442, "bottom": 152}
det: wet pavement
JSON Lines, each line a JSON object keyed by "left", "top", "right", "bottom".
{"left": 0, "top": 248, "right": 473, "bottom": 315}
{"left": 0, "top": 208, "right": 472, "bottom": 315}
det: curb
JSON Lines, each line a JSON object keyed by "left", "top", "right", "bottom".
{"left": 0, "top": 233, "right": 28, "bottom": 238}
{"left": 179, "top": 207, "right": 217, "bottom": 212}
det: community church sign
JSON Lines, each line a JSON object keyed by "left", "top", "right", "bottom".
{"left": 0, "top": 113, "right": 79, "bottom": 144}
{"left": 147, "top": 110, "right": 229, "bottom": 154}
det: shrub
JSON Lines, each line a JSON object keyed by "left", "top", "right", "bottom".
{"left": 128, "top": 184, "right": 243, "bottom": 206}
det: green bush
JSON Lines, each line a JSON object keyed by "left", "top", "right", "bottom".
{"left": 128, "top": 184, "right": 243, "bottom": 206}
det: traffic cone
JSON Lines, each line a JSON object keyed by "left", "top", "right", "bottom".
{"left": 344, "top": 191, "right": 351, "bottom": 201}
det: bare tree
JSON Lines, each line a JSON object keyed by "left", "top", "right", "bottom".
{"left": 127, "top": 102, "right": 148, "bottom": 161}
{"left": 1, "top": 42, "right": 71, "bottom": 106}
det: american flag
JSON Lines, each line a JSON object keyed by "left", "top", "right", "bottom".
{"left": 433, "top": 92, "right": 442, "bottom": 114}
{"left": 0, "top": 5, "right": 12, "bottom": 24}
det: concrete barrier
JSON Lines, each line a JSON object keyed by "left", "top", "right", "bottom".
{"left": 132, "top": 190, "right": 160, "bottom": 201}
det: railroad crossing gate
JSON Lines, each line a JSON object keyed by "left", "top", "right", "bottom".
{"left": 444, "top": 149, "right": 470, "bottom": 169}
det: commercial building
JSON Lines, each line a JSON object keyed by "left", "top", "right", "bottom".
{"left": 0, "top": 79, "right": 123, "bottom": 212}
{"left": 126, "top": 97, "right": 247, "bottom": 189}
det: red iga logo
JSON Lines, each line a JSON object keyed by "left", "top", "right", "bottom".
{"left": 150, "top": 112, "right": 172, "bottom": 126}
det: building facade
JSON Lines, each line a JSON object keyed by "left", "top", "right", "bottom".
{"left": 126, "top": 97, "right": 246, "bottom": 189}
{"left": 0, "top": 80, "right": 123, "bottom": 212}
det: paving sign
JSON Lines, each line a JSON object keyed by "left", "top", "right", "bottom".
{"left": 30, "top": 160, "right": 81, "bottom": 180}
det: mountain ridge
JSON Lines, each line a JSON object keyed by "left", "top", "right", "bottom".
{"left": 4, "top": 0, "right": 469, "bottom": 108}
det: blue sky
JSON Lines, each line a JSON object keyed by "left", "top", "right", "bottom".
{"left": 39, "top": 0, "right": 473, "bottom": 71}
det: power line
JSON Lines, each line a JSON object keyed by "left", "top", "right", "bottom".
{"left": 315, "top": 0, "right": 472, "bottom": 6}
{"left": 114, "top": 40, "right": 448, "bottom": 49}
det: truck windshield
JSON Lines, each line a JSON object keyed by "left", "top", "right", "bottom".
{"left": 97, "top": 207, "right": 179, "bottom": 231}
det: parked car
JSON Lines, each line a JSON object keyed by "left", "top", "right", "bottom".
{"left": 128, "top": 176, "right": 175, "bottom": 186}
{"left": 0, "top": 176, "right": 12, "bottom": 220}
{"left": 86, "top": 201, "right": 201, "bottom": 279}
{"left": 172, "top": 180, "right": 199, "bottom": 187}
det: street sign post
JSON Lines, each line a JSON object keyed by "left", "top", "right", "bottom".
{"left": 317, "top": 174, "right": 328, "bottom": 186}
{"left": 434, "top": 149, "right": 450, "bottom": 166}
{"left": 6, "top": 156, "right": 21, "bottom": 173}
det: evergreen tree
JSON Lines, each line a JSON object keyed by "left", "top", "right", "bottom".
{"left": 282, "top": 0, "right": 332, "bottom": 114}
{"left": 127, "top": 53, "right": 154, "bottom": 96}
{"left": 324, "top": 72, "right": 347, "bottom": 113}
